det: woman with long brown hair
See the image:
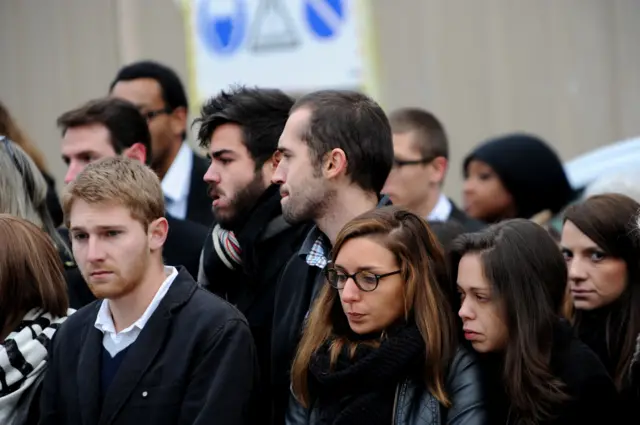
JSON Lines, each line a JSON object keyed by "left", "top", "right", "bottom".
{"left": 0, "top": 214, "right": 72, "bottom": 425}
{"left": 452, "top": 219, "right": 619, "bottom": 424}
{"left": 287, "top": 206, "right": 485, "bottom": 425}
{"left": 561, "top": 193, "right": 640, "bottom": 415}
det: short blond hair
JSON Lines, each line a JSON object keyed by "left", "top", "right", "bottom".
{"left": 63, "top": 157, "right": 164, "bottom": 229}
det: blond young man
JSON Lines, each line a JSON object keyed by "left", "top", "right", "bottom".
{"left": 39, "top": 157, "right": 258, "bottom": 425}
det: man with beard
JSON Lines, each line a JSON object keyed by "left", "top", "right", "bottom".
{"left": 270, "top": 90, "right": 394, "bottom": 423}
{"left": 194, "top": 86, "right": 311, "bottom": 423}
{"left": 39, "top": 157, "right": 257, "bottom": 425}
{"left": 57, "top": 97, "right": 208, "bottom": 308}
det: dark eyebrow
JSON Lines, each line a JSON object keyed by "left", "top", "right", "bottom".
{"left": 333, "top": 265, "right": 384, "bottom": 273}
{"left": 64, "top": 150, "right": 99, "bottom": 159}
{"left": 211, "top": 149, "right": 235, "bottom": 159}
{"left": 456, "top": 283, "right": 489, "bottom": 293}
{"left": 70, "top": 225, "right": 126, "bottom": 233}
{"left": 277, "top": 147, "right": 292, "bottom": 154}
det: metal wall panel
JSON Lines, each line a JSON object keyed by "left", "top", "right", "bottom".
{"left": 1, "top": 0, "right": 639, "bottom": 202}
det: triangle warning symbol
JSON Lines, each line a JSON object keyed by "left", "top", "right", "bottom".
{"left": 248, "top": 0, "right": 300, "bottom": 53}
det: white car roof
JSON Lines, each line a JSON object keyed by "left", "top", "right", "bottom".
{"left": 563, "top": 136, "right": 640, "bottom": 189}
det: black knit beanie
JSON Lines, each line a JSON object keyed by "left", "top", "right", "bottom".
{"left": 463, "top": 133, "right": 576, "bottom": 219}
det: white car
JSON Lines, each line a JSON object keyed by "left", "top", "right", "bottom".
{"left": 564, "top": 136, "right": 640, "bottom": 191}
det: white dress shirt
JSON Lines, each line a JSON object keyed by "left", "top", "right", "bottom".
{"left": 162, "top": 143, "right": 194, "bottom": 220}
{"left": 427, "top": 193, "right": 453, "bottom": 222}
{"left": 94, "top": 266, "right": 178, "bottom": 357}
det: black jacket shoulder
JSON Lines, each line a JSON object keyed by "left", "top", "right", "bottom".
{"left": 548, "top": 322, "right": 623, "bottom": 424}
{"left": 187, "top": 152, "right": 214, "bottom": 226}
{"left": 396, "top": 347, "right": 486, "bottom": 425}
{"left": 164, "top": 215, "right": 208, "bottom": 277}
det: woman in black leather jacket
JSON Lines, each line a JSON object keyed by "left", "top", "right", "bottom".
{"left": 451, "top": 219, "right": 621, "bottom": 424}
{"left": 286, "top": 207, "right": 486, "bottom": 425}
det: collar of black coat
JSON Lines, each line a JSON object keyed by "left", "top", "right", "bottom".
{"left": 145, "top": 267, "right": 198, "bottom": 314}
{"left": 297, "top": 194, "right": 392, "bottom": 258}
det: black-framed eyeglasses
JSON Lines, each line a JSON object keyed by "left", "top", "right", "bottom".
{"left": 140, "top": 107, "right": 172, "bottom": 121}
{"left": 1, "top": 136, "right": 35, "bottom": 194}
{"left": 392, "top": 157, "right": 434, "bottom": 169}
{"left": 324, "top": 266, "right": 401, "bottom": 292}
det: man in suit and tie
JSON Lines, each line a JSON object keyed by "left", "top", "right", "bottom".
{"left": 382, "top": 107, "right": 485, "bottom": 232}
{"left": 110, "top": 60, "right": 213, "bottom": 226}
{"left": 39, "top": 157, "right": 257, "bottom": 425}
{"left": 57, "top": 97, "right": 207, "bottom": 308}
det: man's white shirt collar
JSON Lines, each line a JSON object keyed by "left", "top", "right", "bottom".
{"left": 162, "top": 143, "right": 193, "bottom": 219}
{"left": 94, "top": 266, "right": 178, "bottom": 357}
{"left": 427, "top": 193, "right": 453, "bottom": 222}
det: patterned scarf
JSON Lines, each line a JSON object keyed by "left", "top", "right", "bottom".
{"left": 211, "top": 225, "right": 242, "bottom": 270}
{"left": 0, "top": 308, "right": 72, "bottom": 424}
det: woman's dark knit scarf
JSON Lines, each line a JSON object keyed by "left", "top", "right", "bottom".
{"left": 308, "top": 322, "right": 425, "bottom": 425}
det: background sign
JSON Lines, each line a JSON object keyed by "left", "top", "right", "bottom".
{"left": 185, "top": 0, "right": 372, "bottom": 103}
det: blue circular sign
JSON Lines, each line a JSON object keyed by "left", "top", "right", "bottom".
{"left": 197, "top": 0, "right": 248, "bottom": 56}
{"left": 304, "top": 0, "right": 344, "bottom": 40}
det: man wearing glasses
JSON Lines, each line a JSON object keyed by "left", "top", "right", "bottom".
{"left": 110, "top": 60, "right": 213, "bottom": 226}
{"left": 382, "top": 107, "right": 484, "bottom": 232}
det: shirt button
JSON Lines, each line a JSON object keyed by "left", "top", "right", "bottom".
{"left": 142, "top": 391, "right": 148, "bottom": 398}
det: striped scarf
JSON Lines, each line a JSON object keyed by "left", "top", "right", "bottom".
{"left": 0, "top": 308, "right": 72, "bottom": 424}
{"left": 211, "top": 224, "right": 242, "bottom": 270}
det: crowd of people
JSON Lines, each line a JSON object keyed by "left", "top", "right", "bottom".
{"left": 0, "top": 60, "right": 638, "bottom": 425}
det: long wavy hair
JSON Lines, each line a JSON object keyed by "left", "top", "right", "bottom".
{"left": 0, "top": 101, "right": 48, "bottom": 172}
{"left": 563, "top": 193, "right": 640, "bottom": 391}
{"left": 449, "top": 219, "right": 569, "bottom": 423}
{"left": 290, "top": 206, "right": 457, "bottom": 408}
{"left": 0, "top": 214, "right": 68, "bottom": 334}
{"left": 0, "top": 137, "right": 69, "bottom": 257}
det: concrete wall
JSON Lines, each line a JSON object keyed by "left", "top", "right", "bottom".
{"left": 2, "top": 0, "right": 640, "bottom": 201}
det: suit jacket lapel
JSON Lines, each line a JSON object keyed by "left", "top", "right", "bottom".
{"left": 449, "top": 200, "right": 466, "bottom": 222}
{"left": 98, "top": 271, "right": 196, "bottom": 425}
{"left": 77, "top": 304, "right": 103, "bottom": 425}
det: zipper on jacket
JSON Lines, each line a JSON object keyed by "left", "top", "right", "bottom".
{"left": 391, "top": 383, "right": 400, "bottom": 425}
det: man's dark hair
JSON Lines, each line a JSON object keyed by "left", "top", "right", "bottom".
{"left": 388, "top": 107, "right": 449, "bottom": 160}
{"left": 292, "top": 90, "right": 393, "bottom": 194}
{"left": 57, "top": 97, "right": 152, "bottom": 165}
{"left": 109, "top": 60, "right": 188, "bottom": 112}
{"left": 194, "top": 86, "right": 294, "bottom": 168}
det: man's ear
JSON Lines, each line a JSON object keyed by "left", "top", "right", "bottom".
{"left": 261, "top": 151, "right": 281, "bottom": 186}
{"left": 323, "top": 148, "right": 348, "bottom": 179}
{"left": 123, "top": 143, "right": 148, "bottom": 164}
{"left": 148, "top": 217, "right": 169, "bottom": 251}
{"left": 430, "top": 156, "right": 448, "bottom": 185}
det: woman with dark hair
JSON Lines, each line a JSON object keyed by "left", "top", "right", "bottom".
{"left": 287, "top": 206, "right": 485, "bottom": 424}
{"left": 561, "top": 193, "right": 640, "bottom": 413}
{"left": 451, "top": 219, "right": 619, "bottom": 424}
{"left": 0, "top": 214, "right": 72, "bottom": 424}
{"left": 462, "top": 133, "right": 575, "bottom": 224}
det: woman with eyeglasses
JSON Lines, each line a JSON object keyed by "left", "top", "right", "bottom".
{"left": 286, "top": 206, "right": 486, "bottom": 425}
{"left": 451, "top": 219, "right": 620, "bottom": 424}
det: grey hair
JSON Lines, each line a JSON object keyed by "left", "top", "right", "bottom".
{"left": 584, "top": 168, "right": 640, "bottom": 204}
{"left": 0, "top": 136, "right": 71, "bottom": 256}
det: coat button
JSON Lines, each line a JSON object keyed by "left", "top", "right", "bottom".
{"left": 142, "top": 391, "right": 148, "bottom": 398}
